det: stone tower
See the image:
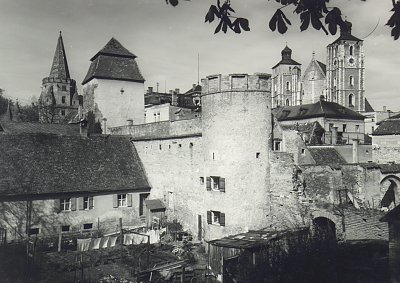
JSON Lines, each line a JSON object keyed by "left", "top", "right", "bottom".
{"left": 271, "top": 46, "right": 302, "bottom": 108}
{"left": 302, "top": 52, "right": 327, "bottom": 104}
{"left": 39, "top": 32, "right": 79, "bottom": 123}
{"left": 82, "top": 38, "right": 145, "bottom": 131}
{"left": 326, "top": 22, "right": 365, "bottom": 112}
{"left": 201, "top": 74, "right": 271, "bottom": 239}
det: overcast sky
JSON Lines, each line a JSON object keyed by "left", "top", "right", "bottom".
{"left": 0, "top": 0, "right": 399, "bottom": 111}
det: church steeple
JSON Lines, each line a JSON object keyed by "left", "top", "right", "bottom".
{"left": 49, "top": 31, "right": 70, "bottom": 79}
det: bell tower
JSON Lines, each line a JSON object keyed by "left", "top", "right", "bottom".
{"left": 326, "top": 22, "right": 365, "bottom": 112}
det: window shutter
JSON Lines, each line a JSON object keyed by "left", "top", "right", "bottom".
{"left": 127, "top": 194, "right": 133, "bottom": 207}
{"left": 54, "top": 199, "right": 61, "bottom": 213}
{"left": 113, "top": 195, "right": 118, "bottom": 208}
{"left": 78, "top": 197, "right": 84, "bottom": 210}
{"left": 89, "top": 196, "right": 94, "bottom": 209}
{"left": 206, "top": 177, "right": 211, "bottom": 191}
{"left": 219, "top": 178, "right": 225, "bottom": 192}
{"left": 220, "top": 213, "right": 225, "bottom": 226}
{"left": 207, "top": 211, "right": 212, "bottom": 224}
{"left": 71, "top": 198, "right": 77, "bottom": 211}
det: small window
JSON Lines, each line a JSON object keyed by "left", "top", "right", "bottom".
{"left": 355, "top": 125, "right": 360, "bottom": 132}
{"left": 256, "top": 152, "right": 260, "bottom": 158}
{"left": 83, "top": 223, "right": 93, "bottom": 230}
{"left": 350, "top": 45, "right": 354, "bottom": 56}
{"left": 28, "top": 228, "right": 40, "bottom": 236}
{"left": 200, "top": 177, "right": 204, "bottom": 185}
{"left": 189, "top": 142, "right": 193, "bottom": 148}
{"left": 178, "top": 144, "right": 182, "bottom": 148}
{"left": 274, "top": 140, "right": 281, "bottom": 151}
{"left": 60, "top": 198, "right": 71, "bottom": 211}
{"left": 286, "top": 81, "right": 290, "bottom": 91}
{"left": 343, "top": 124, "right": 347, "bottom": 132}
{"left": 83, "top": 196, "right": 93, "bottom": 210}
{"left": 212, "top": 152, "right": 215, "bottom": 160}
{"left": 329, "top": 123, "right": 334, "bottom": 131}
{"left": 211, "top": 176, "right": 220, "bottom": 190}
{"left": 61, "top": 225, "right": 70, "bottom": 232}
{"left": 348, "top": 94, "right": 354, "bottom": 106}
{"left": 62, "top": 96, "right": 66, "bottom": 104}
{"left": 207, "top": 210, "right": 225, "bottom": 226}
{"left": 61, "top": 109, "right": 65, "bottom": 116}
{"left": 349, "top": 76, "right": 354, "bottom": 86}
{"left": 301, "top": 149, "right": 306, "bottom": 155}
{"left": 285, "top": 99, "right": 290, "bottom": 106}
{"left": 159, "top": 144, "right": 162, "bottom": 150}
{"left": 118, "top": 194, "right": 127, "bottom": 207}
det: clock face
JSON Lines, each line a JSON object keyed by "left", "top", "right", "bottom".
{"left": 348, "top": 56, "right": 356, "bottom": 67}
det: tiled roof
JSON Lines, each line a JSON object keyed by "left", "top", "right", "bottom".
{"left": 272, "top": 58, "right": 301, "bottom": 69}
{"left": 0, "top": 120, "right": 81, "bottom": 135}
{"left": 317, "top": 61, "right": 326, "bottom": 75}
{"left": 145, "top": 199, "right": 166, "bottom": 211}
{"left": 331, "top": 32, "right": 362, "bottom": 45}
{"left": 91, "top": 38, "right": 137, "bottom": 61}
{"left": 0, "top": 134, "right": 150, "bottom": 199}
{"left": 275, "top": 100, "right": 365, "bottom": 121}
{"left": 372, "top": 118, "right": 400, "bottom": 135}
{"left": 280, "top": 121, "right": 325, "bottom": 133}
{"left": 82, "top": 38, "right": 144, "bottom": 85}
{"left": 49, "top": 32, "right": 70, "bottom": 79}
{"left": 303, "top": 59, "right": 326, "bottom": 81}
{"left": 308, "top": 147, "right": 347, "bottom": 165}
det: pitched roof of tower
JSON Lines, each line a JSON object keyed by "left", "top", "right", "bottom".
{"left": 273, "top": 45, "right": 301, "bottom": 69}
{"left": 364, "top": 99, "right": 375, "bottom": 112}
{"left": 90, "top": 37, "right": 137, "bottom": 61}
{"left": 303, "top": 56, "right": 326, "bottom": 81}
{"left": 49, "top": 32, "right": 70, "bottom": 79}
{"left": 275, "top": 99, "right": 365, "bottom": 121}
{"left": 82, "top": 38, "right": 144, "bottom": 85}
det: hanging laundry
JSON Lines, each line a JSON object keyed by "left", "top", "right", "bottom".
{"left": 109, "top": 236, "right": 118, "bottom": 247}
{"left": 100, "top": 236, "right": 110, "bottom": 249}
{"left": 77, "top": 238, "right": 91, "bottom": 252}
{"left": 123, "top": 233, "right": 135, "bottom": 245}
{"left": 91, "top": 238, "right": 101, "bottom": 250}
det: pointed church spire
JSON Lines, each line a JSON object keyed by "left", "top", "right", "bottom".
{"left": 49, "top": 31, "right": 70, "bottom": 79}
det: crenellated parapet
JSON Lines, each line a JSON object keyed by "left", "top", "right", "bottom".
{"left": 201, "top": 73, "right": 271, "bottom": 95}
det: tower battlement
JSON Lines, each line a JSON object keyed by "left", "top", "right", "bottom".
{"left": 201, "top": 73, "right": 271, "bottom": 95}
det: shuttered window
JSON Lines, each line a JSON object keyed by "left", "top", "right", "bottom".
{"left": 206, "top": 177, "right": 211, "bottom": 191}
{"left": 206, "top": 176, "right": 226, "bottom": 192}
{"left": 207, "top": 210, "right": 226, "bottom": 226}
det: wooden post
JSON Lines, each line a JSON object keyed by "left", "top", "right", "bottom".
{"left": 58, "top": 229, "right": 62, "bottom": 252}
{"left": 147, "top": 235, "right": 150, "bottom": 269}
{"left": 119, "top": 218, "right": 123, "bottom": 246}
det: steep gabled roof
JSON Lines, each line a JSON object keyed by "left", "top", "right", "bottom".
{"left": 82, "top": 38, "right": 144, "bottom": 85}
{"left": 364, "top": 98, "right": 375, "bottom": 112}
{"left": 0, "top": 134, "right": 150, "bottom": 200}
{"left": 303, "top": 57, "right": 326, "bottom": 81}
{"left": 49, "top": 32, "right": 70, "bottom": 79}
{"left": 275, "top": 100, "right": 365, "bottom": 121}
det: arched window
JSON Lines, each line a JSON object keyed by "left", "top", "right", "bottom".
{"left": 286, "top": 81, "right": 290, "bottom": 91}
{"left": 349, "top": 45, "right": 354, "bottom": 56}
{"left": 348, "top": 93, "right": 354, "bottom": 106}
{"left": 285, "top": 99, "right": 290, "bottom": 106}
{"left": 349, "top": 76, "right": 354, "bottom": 86}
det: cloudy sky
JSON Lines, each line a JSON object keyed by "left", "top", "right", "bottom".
{"left": 0, "top": 0, "right": 399, "bottom": 111}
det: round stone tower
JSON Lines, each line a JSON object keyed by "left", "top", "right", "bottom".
{"left": 201, "top": 73, "right": 272, "bottom": 240}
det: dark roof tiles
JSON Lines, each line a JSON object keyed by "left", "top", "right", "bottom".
{"left": 373, "top": 118, "right": 400, "bottom": 135}
{"left": 0, "top": 134, "right": 149, "bottom": 199}
{"left": 308, "top": 147, "right": 347, "bottom": 165}
{"left": 275, "top": 100, "right": 365, "bottom": 121}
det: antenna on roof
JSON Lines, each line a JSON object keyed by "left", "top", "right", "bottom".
{"left": 197, "top": 53, "right": 200, "bottom": 85}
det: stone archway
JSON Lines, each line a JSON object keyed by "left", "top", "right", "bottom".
{"left": 313, "top": 217, "right": 337, "bottom": 242}
{"left": 380, "top": 175, "right": 400, "bottom": 210}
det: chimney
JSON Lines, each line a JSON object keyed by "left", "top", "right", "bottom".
{"left": 352, "top": 139, "right": 359, "bottom": 163}
{"left": 175, "top": 88, "right": 180, "bottom": 94}
{"left": 172, "top": 91, "right": 178, "bottom": 106}
{"left": 148, "top": 87, "right": 153, "bottom": 94}
{"left": 331, "top": 126, "right": 338, "bottom": 145}
{"left": 126, "top": 119, "right": 133, "bottom": 126}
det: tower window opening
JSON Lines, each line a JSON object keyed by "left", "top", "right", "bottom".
{"left": 350, "top": 45, "right": 354, "bottom": 56}
{"left": 285, "top": 99, "right": 290, "bottom": 106}
{"left": 286, "top": 81, "right": 291, "bottom": 91}
{"left": 349, "top": 76, "right": 354, "bottom": 86}
{"left": 348, "top": 93, "right": 354, "bottom": 106}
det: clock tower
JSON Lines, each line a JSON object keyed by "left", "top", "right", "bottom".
{"left": 326, "top": 22, "right": 365, "bottom": 112}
